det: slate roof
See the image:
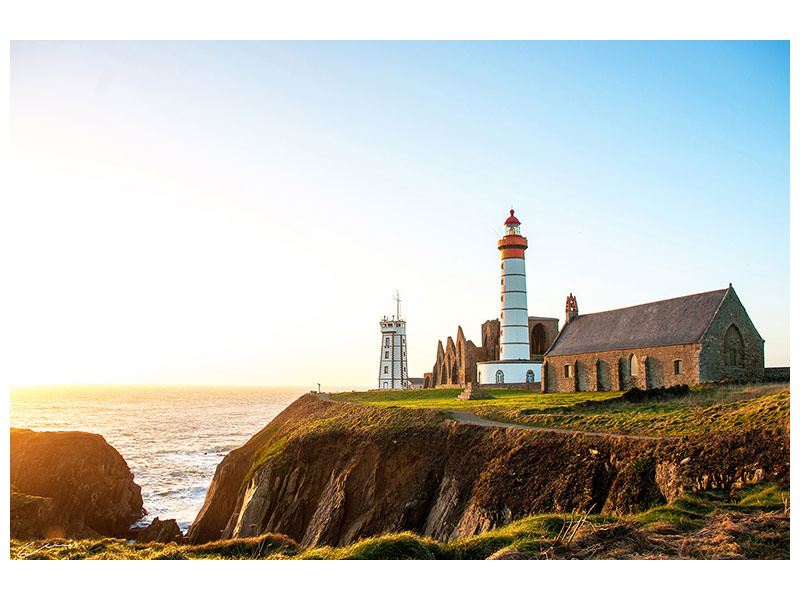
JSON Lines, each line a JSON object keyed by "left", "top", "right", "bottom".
{"left": 545, "top": 288, "right": 728, "bottom": 357}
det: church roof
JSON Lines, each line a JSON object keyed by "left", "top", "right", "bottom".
{"left": 545, "top": 288, "right": 728, "bottom": 356}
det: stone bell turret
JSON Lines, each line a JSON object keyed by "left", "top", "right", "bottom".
{"left": 565, "top": 293, "right": 579, "bottom": 323}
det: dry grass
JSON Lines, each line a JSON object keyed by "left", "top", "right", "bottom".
{"left": 12, "top": 483, "right": 788, "bottom": 560}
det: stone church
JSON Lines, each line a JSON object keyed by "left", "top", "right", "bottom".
{"left": 423, "top": 285, "right": 764, "bottom": 392}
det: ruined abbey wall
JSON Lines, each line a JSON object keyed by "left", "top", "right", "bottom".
{"left": 423, "top": 317, "right": 559, "bottom": 389}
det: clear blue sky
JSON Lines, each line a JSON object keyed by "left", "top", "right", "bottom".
{"left": 10, "top": 41, "right": 789, "bottom": 386}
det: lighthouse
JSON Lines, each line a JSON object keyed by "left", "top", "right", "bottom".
{"left": 378, "top": 291, "right": 408, "bottom": 389}
{"left": 476, "top": 210, "right": 541, "bottom": 385}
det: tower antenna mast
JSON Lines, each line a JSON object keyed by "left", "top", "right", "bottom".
{"left": 394, "top": 290, "right": 402, "bottom": 319}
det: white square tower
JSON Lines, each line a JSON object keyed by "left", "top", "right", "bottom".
{"left": 378, "top": 292, "right": 408, "bottom": 389}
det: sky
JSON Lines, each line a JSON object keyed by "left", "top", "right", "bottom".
{"left": 8, "top": 41, "right": 789, "bottom": 387}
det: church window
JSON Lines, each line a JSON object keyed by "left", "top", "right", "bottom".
{"left": 526, "top": 370, "right": 534, "bottom": 383}
{"left": 630, "top": 355, "right": 639, "bottom": 377}
{"left": 723, "top": 325, "right": 744, "bottom": 367}
{"left": 564, "top": 364, "right": 571, "bottom": 378}
{"left": 495, "top": 370, "right": 504, "bottom": 384}
{"left": 383, "top": 366, "right": 388, "bottom": 374}
{"left": 674, "top": 360, "right": 682, "bottom": 375}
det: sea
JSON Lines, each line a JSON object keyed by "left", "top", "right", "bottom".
{"left": 9, "top": 385, "right": 323, "bottom": 532}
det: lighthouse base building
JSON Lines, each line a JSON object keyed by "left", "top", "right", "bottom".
{"left": 476, "top": 360, "right": 541, "bottom": 386}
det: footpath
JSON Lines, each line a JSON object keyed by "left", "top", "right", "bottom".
{"left": 317, "top": 393, "right": 674, "bottom": 441}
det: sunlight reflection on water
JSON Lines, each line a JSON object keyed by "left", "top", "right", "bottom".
{"left": 10, "top": 385, "right": 309, "bottom": 532}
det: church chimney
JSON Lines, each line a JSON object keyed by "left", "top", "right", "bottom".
{"left": 565, "top": 293, "right": 579, "bottom": 323}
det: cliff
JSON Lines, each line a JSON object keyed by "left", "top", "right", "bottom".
{"left": 10, "top": 428, "right": 144, "bottom": 539}
{"left": 187, "top": 394, "right": 789, "bottom": 547}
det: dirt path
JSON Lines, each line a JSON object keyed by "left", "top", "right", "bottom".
{"left": 317, "top": 393, "right": 675, "bottom": 442}
{"left": 445, "top": 409, "right": 672, "bottom": 441}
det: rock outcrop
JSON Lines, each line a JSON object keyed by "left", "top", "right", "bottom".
{"left": 187, "top": 394, "right": 789, "bottom": 547}
{"left": 10, "top": 428, "right": 144, "bottom": 539}
{"left": 137, "top": 517, "right": 184, "bottom": 544}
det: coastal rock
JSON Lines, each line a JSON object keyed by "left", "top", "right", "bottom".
{"left": 138, "top": 517, "right": 184, "bottom": 544}
{"left": 10, "top": 428, "right": 144, "bottom": 539}
{"left": 10, "top": 488, "right": 69, "bottom": 540}
{"left": 187, "top": 394, "right": 789, "bottom": 548}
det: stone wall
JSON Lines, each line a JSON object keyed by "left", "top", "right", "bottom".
{"left": 543, "top": 343, "right": 701, "bottom": 393}
{"left": 763, "top": 367, "right": 790, "bottom": 382}
{"left": 698, "top": 287, "right": 765, "bottom": 382}
{"left": 528, "top": 317, "right": 560, "bottom": 358}
{"left": 424, "top": 317, "right": 559, "bottom": 388}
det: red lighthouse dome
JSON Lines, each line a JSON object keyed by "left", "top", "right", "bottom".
{"left": 504, "top": 209, "right": 520, "bottom": 226}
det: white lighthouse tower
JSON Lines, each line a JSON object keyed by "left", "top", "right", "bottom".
{"left": 476, "top": 210, "right": 541, "bottom": 385}
{"left": 378, "top": 291, "right": 408, "bottom": 390}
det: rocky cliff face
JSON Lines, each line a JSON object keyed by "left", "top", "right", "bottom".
{"left": 10, "top": 428, "right": 144, "bottom": 539}
{"left": 187, "top": 394, "right": 789, "bottom": 547}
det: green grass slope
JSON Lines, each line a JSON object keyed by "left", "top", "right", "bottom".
{"left": 333, "top": 382, "right": 789, "bottom": 437}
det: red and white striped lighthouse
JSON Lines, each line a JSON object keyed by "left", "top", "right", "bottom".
{"left": 498, "top": 210, "right": 530, "bottom": 361}
{"left": 476, "top": 210, "right": 540, "bottom": 385}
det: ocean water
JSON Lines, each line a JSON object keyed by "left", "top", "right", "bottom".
{"left": 10, "top": 385, "right": 311, "bottom": 532}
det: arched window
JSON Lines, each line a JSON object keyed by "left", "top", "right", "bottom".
{"left": 723, "top": 324, "right": 744, "bottom": 367}
{"left": 495, "top": 370, "right": 504, "bottom": 384}
{"left": 630, "top": 354, "right": 639, "bottom": 377}
{"left": 530, "top": 323, "right": 547, "bottom": 354}
{"left": 596, "top": 361, "right": 604, "bottom": 391}
{"left": 526, "top": 369, "right": 534, "bottom": 383}
{"left": 451, "top": 362, "right": 459, "bottom": 384}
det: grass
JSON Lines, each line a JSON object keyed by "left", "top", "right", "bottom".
{"left": 234, "top": 396, "right": 451, "bottom": 491}
{"left": 333, "top": 388, "right": 621, "bottom": 412}
{"left": 332, "top": 382, "right": 789, "bottom": 437}
{"left": 12, "top": 483, "right": 787, "bottom": 560}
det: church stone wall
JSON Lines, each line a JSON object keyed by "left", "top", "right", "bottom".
{"left": 698, "top": 288, "right": 765, "bottom": 382}
{"left": 543, "top": 343, "right": 702, "bottom": 393}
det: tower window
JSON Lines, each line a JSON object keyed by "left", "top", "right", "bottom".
{"left": 385, "top": 351, "right": 389, "bottom": 359}
{"left": 385, "top": 339, "right": 390, "bottom": 347}
{"left": 674, "top": 360, "right": 682, "bottom": 375}
{"left": 383, "top": 366, "right": 388, "bottom": 374}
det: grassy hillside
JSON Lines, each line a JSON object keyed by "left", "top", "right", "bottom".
{"left": 11, "top": 483, "right": 788, "bottom": 560}
{"left": 333, "top": 382, "right": 789, "bottom": 437}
